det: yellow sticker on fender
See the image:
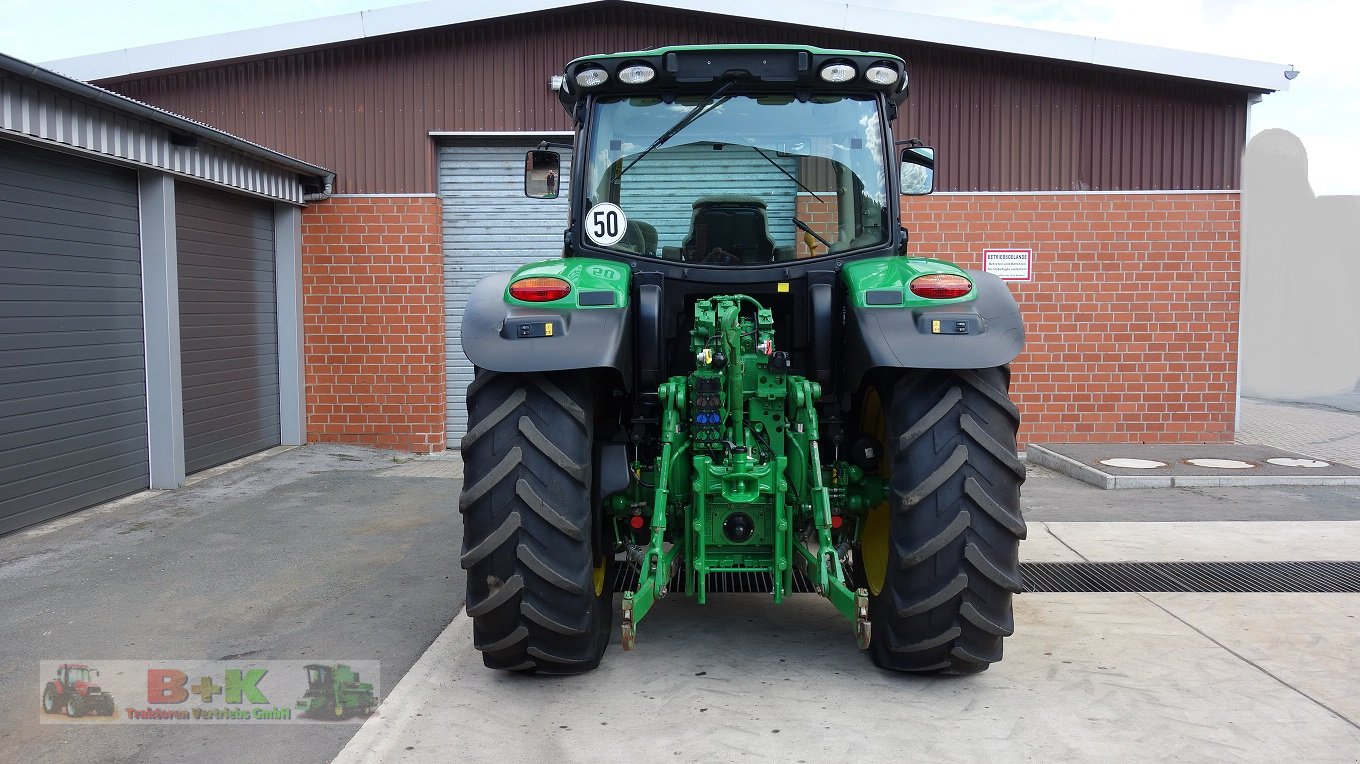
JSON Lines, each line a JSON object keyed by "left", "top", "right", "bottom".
{"left": 931, "top": 320, "right": 941, "bottom": 334}
{"left": 544, "top": 323, "right": 554, "bottom": 337}
{"left": 777, "top": 282, "right": 790, "bottom": 293}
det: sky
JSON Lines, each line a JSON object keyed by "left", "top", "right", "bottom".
{"left": 1, "top": 0, "right": 1355, "bottom": 195}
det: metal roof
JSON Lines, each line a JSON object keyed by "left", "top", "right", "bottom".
{"left": 1, "top": 52, "right": 334, "bottom": 198}
{"left": 42, "top": 0, "right": 1292, "bottom": 93}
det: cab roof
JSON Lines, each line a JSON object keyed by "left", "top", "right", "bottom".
{"left": 558, "top": 44, "right": 910, "bottom": 113}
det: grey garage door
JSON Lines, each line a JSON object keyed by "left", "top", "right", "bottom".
{"left": 176, "top": 183, "right": 280, "bottom": 474}
{"left": 0, "top": 141, "right": 148, "bottom": 534}
{"left": 439, "top": 141, "right": 570, "bottom": 441}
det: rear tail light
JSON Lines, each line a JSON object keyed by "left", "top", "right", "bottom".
{"left": 909, "top": 274, "right": 972, "bottom": 299}
{"left": 509, "top": 277, "right": 571, "bottom": 302}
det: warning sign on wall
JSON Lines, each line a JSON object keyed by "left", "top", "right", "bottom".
{"left": 983, "top": 249, "right": 1032, "bottom": 281}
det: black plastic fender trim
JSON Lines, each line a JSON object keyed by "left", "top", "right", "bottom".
{"left": 461, "top": 271, "right": 632, "bottom": 380}
{"left": 844, "top": 269, "right": 1024, "bottom": 391}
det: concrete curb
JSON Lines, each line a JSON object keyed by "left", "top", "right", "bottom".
{"left": 1026, "top": 444, "right": 1360, "bottom": 489}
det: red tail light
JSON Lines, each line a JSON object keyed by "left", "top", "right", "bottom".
{"left": 909, "top": 274, "right": 972, "bottom": 299}
{"left": 509, "top": 277, "right": 571, "bottom": 302}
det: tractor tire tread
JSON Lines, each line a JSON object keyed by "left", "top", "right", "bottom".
{"left": 898, "top": 511, "right": 970, "bottom": 567}
{"left": 896, "top": 572, "right": 968, "bottom": 618}
{"left": 459, "top": 511, "right": 521, "bottom": 569}
{"left": 867, "top": 366, "right": 1025, "bottom": 674}
{"left": 461, "top": 371, "right": 610, "bottom": 674}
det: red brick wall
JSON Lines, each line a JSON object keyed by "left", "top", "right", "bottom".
{"left": 298, "top": 193, "right": 1237, "bottom": 452}
{"left": 301, "top": 196, "right": 447, "bottom": 452}
{"left": 902, "top": 193, "right": 1240, "bottom": 445}
{"left": 796, "top": 194, "right": 840, "bottom": 257}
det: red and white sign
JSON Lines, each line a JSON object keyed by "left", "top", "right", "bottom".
{"left": 983, "top": 248, "right": 1032, "bottom": 281}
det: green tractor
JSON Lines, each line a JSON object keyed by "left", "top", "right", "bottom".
{"left": 460, "top": 45, "right": 1025, "bottom": 675}
{"left": 296, "top": 664, "right": 376, "bottom": 719}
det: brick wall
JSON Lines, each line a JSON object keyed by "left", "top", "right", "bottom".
{"left": 298, "top": 193, "right": 1238, "bottom": 451}
{"left": 301, "top": 196, "right": 447, "bottom": 452}
{"left": 796, "top": 193, "right": 840, "bottom": 257}
{"left": 901, "top": 193, "right": 1240, "bottom": 445}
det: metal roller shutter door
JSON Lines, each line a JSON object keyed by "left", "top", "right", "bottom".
{"left": 618, "top": 144, "right": 798, "bottom": 249}
{"left": 0, "top": 142, "right": 148, "bottom": 534}
{"left": 439, "top": 142, "right": 570, "bottom": 441}
{"left": 176, "top": 184, "right": 280, "bottom": 473}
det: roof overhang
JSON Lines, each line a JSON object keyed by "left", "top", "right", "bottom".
{"left": 1, "top": 52, "right": 335, "bottom": 201}
{"left": 41, "top": 0, "right": 1292, "bottom": 94}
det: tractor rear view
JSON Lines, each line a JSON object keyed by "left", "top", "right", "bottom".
{"left": 459, "top": 45, "right": 1025, "bottom": 675}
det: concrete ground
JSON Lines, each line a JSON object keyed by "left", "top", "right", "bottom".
{"left": 332, "top": 507, "right": 1360, "bottom": 764}
{"left": 2, "top": 397, "right": 1358, "bottom": 763}
{"left": 0, "top": 445, "right": 467, "bottom": 764}
{"left": 1238, "top": 397, "right": 1360, "bottom": 467}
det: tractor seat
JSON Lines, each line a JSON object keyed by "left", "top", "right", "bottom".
{"left": 681, "top": 196, "right": 776, "bottom": 264}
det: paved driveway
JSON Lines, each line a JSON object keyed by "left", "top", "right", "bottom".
{"left": 0, "top": 445, "right": 465, "bottom": 764}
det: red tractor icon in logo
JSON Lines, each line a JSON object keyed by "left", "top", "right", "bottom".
{"left": 43, "top": 664, "right": 116, "bottom": 717}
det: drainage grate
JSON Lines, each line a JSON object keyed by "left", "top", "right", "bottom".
{"left": 612, "top": 565, "right": 816, "bottom": 594}
{"left": 1020, "top": 561, "right": 1360, "bottom": 593}
{"left": 612, "top": 561, "right": 1360, "bottom": 595}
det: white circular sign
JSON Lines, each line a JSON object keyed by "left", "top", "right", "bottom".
{"left": 1266, "top": 457, "right": 1331, "bottom": 468}
{"left": 1185, "top": 458, "right": 1256, "bottom": 469}
{"left": 584, "top": 203, "right": 627, "bottom": 246}
{"left": 1098, "top": 458, "right": 1168, "bottom": 469}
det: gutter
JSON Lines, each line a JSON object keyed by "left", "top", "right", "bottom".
{"left": 0, "top": 52, "right": 335, "bottom": 200}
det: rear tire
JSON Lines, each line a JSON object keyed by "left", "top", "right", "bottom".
{"left": 460, "top": 371, "right": 612, "bottom": 674}
{"left": 862, "top": 367, "right": 1026, "bottom": 674}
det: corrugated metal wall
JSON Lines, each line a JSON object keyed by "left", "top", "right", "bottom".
{"left": 439, "top": 140, "right": 571, "bottom": 439}
{"left": 100, "top": 4, "right": 1249, "bottom": 195}
{"left": 0, "top": 71, "right": 309, "bottom": 204}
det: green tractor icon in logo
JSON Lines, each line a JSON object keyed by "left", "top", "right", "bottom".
{"left": 296, "top": 664, "right": 376, "bottom": 720}
{"left": 43, "top": 663, "right": 116, "bottom": 717}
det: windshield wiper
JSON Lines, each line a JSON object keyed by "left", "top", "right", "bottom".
{"left": 748, "top": 145, "right": 823, "bottom": 203}
{"left": 619, "top": 80, "right": 735, "bottom": 177}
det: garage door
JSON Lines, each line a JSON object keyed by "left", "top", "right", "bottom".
{"left": 618, "top": 143, "right": 798, "bottom": 248}
{"left": 0, "top": 142, "right": 148, "bottom": 534}
{"left": 439, "top": 142, "right": 571, "bottom": 441}
{"left": 176, "top": 184, "right": 280, "bottom": 473}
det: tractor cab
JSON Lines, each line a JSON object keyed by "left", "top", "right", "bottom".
{"left": 531, "top": 46, "right": 934, "bottom": 273}
{"left": 302, "top": 664, "right": 332, "bottom": 695}
{"left": 57, "top": 664, "right": 94, "bottom": 686}
{"left": 517, "top": 46, "right": 942, "bottom": 395}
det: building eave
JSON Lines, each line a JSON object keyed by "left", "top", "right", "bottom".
{"left": 40, "top": 0, "right": 1292, "bottom": 93}
{"left": 1, "top": 51, "right": 335, "bottom": 197}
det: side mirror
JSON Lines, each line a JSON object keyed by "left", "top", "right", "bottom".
{"left": 525, "top": 150, "right": 561, "bottom": 199}
{"left": 899, "top": 146, "right": 935, "bottom": 196}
